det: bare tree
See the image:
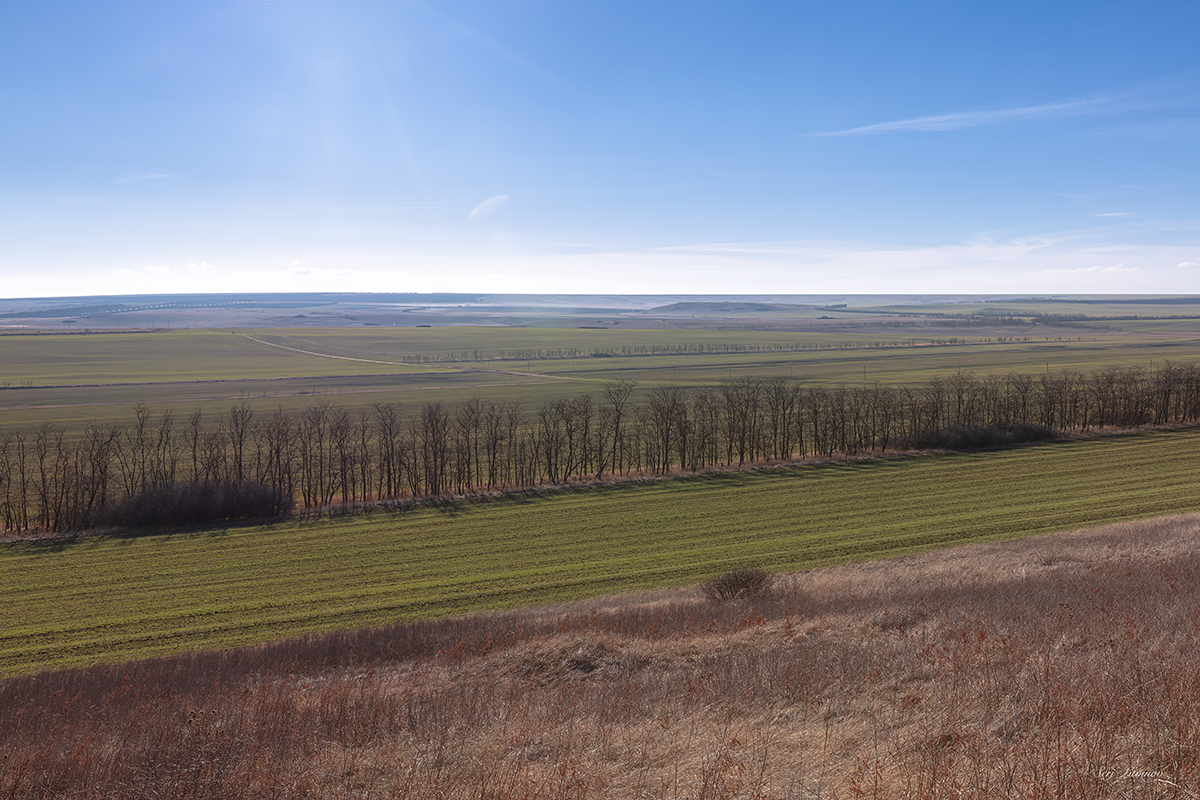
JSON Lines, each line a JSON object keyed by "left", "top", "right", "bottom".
{"left": 537, "top": 401, "right": 566, "bottom": 484}
{"left": 117, "top": 404, "right": 153, "bottom": 495}
{"left": 151, "top": 407, "right": 180, "bottom": 486}
{"left": 78, "top": 423, "right": 121, "bottom": 525}
{"left": 373, "top": 402, "right": 406, "bottom": 500}
{"left": 184, "top": 408, "right": 204, "bottom": 481}
{"left": 455, "top": 397, "right": 484, "bottom": 493}
{"left": 418, "top": 402, "right": 451, "bottom": 496}
{"left": 253, "top": 408, "right": 295, "bottom": 501}
{"left": 330, "top": 406, "right": 354, "bottom": 507}
{"left": 721, "top": 378, "right": 764, "bottom": 465}
{"left": 689, "top": 388, "right": 722, "bottom": 470}
{"left": 602, "top": 379, "right": 636, "bottom": 476}
{"left": 764, "top": 378, "right": 800, "bottom": 460}
{"left": 481, "top": 401, "right": 508, "bottom": 489}
{"left": 646, "top": 385, "right": 686, "bottom": 474}
{"left": 563, "top": 394, "right": 592, "bottom": 480}
{"left": 227, "top": 403, "right": 253, "bottom": 483}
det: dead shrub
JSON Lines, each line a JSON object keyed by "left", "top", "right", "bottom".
{"left": 912, "top": 422, "right": 1057, "bottom": 451}
{"left": 700, "top": 568, "right": 775, "bottom": 601}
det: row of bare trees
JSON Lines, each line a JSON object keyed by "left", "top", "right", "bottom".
{"left": 3, "top": 363, "right": 1200, "bottom": 533}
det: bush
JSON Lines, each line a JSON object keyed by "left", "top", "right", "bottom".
{"left": 104, "top": 481, "right": 292, "bottom": 530}
{"left": 913, "top": 422, "right": 1057, "bottom": 451}
{"left": 701, "top": 568, "right": 776, "bottom": 601}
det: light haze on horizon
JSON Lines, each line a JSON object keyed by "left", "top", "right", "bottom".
{"left": 2, "top": 1, "right": 1200, "bottom": 298}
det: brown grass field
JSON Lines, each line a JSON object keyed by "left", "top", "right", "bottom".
{"left": 4, "top": 513, "right": 1200, "bottom": 798}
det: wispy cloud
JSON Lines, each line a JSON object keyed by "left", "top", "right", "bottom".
{"left": 816, "top": 98, "right": 1107, "bottom": 137}
{"left": 1093, "top": 212, "right": 1132, "bottom": 217}
{"left": 816, "top": 73, "right": 1200, "bottom": 137}
{"left": 1046, "top": 262, "right": 1140, "bottom": 275}
{"left": 468, "top": 194, "right": 510, "bottom": 222}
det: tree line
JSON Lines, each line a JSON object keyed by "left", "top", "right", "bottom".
{"left": 3, "top": 362, "right": 1200, "bottom": 533}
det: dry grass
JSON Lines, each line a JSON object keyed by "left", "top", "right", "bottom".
{"left": 5, "top": 513, "right": 1200, "bottom": 798}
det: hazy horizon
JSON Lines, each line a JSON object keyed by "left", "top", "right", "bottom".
{"left": 4, "top": 2, "right": 1200, "bottom": 298}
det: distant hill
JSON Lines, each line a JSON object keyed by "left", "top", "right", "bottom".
{"left": 646, "top": 301, "right": 816, "bottom": 314}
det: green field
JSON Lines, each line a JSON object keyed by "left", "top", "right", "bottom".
{"left": 873, "top": 298, "right": 1200, "bottom": 318}
{"left": 4, "top": 322, "right": 1200, "bottom": 431}
{"left": 0, "top": 330, "right": 450, "bottom": 384}
{"left": 4, "top": 428, "right": 1200, "bottom": 677}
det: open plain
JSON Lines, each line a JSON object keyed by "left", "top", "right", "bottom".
{"left": 4, "top": 293, "right": 1200, "bottom": 797}
{"left": 4, "top": 293, "right": 1200, "bottom": 431}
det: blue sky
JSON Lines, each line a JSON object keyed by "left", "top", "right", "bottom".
{"left": 3, "top": 1, "right": 1200, "bottom": 297}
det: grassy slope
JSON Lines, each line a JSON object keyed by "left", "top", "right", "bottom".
{"left": 9, "top": 515, "right": 1195, "bottom": 798}
{"left": 4, "top": 428, "right": 1200, "bottom": 677}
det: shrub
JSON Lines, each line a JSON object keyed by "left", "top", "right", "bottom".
{"left": 913, "top": 422, "right": 1057, "bottom": 451}
{"left": 701, "top": 568, "right": 775, "bottom": 601}
{"left": 103, "top": 481, "right": 292, "bottom": 530}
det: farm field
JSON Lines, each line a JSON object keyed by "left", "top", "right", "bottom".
{"left": 4, "top": 428, "right": 1200, "bottom": 677}
{"left": 0, "top": 370, "right": 552, "bottom": 432}
{"left": 10, "top": 514, "right": 1196, "bottom": 798}
{"left": 4, "top": 321, "right": 1200, "bottom": 430}
{"left": 1097, "top": 317, "right": 1200, "bottom": 333}
{"left": 873, "top": 297, "right": 1200, "bottom": 318}
{"left": 0, "top": 329, "right": 439, "bottom": 384}
{"left": 0, "top": 325, "right": 1042, "bottom": 390}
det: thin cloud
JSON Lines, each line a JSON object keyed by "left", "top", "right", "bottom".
{"left": 1046, "top": 263, "right": 1140, "bottom": 275}
{"left": 816, "top": 98, "right": 1108, "bottom": 136}
{"left": 468, "top": 195, "right": 510, "bottom": 222}
{"left": 1093, "top": 212, "right": 1132, "bottom": 217}
{"left": 817, "top": 73, "right": 1200, "bottom": 137}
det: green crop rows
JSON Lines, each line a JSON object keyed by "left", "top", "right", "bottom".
{"left": 3, "top": 428, "right": 1200, "bottom": 677}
